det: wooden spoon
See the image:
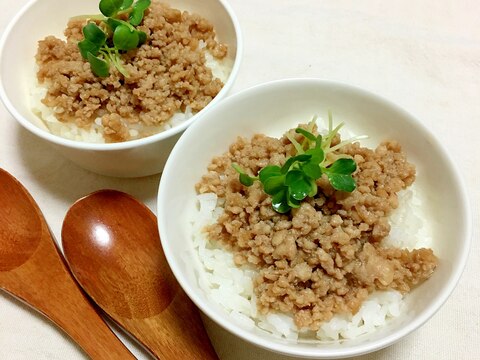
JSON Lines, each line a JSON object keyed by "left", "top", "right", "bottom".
{"left": 61, "top": 190, "right": 219, "bottom": 360}
{"left": 0, "top": 169, "right": 135, "bottom": 359}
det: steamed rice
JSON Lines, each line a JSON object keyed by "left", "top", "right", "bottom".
{"left": 190, "top": 183, "right": 432, "bottom": 342}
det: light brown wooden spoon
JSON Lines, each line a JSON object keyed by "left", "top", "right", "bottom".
{"left": 0, "top": 169, "right": 135, "bottom": 359}
{"left": 61, "top": 189, "right": 219, "bottom": 360}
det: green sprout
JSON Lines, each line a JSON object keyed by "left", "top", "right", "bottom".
{"left": 77, "top": 0, "right": 151, "bottom": 77}
{"left": 233, "top": 113, "right": 367, "bottom": 214}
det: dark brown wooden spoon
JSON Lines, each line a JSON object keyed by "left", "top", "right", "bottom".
{"left": 61, "top": 190, "right": 218, "bottom": 360}
{"left": 0, "top": 169, "right": 135, "bottom": 359}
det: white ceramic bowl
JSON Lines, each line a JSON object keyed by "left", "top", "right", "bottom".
{"left": 158, "top": 79, "right": 472, "bottom": 358}
{"left": 0, "top": 0, "right": 242, "bottom": 177}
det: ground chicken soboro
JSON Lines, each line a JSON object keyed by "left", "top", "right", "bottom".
{"left": 196, "top": 126, "right": 438, "bottom": 331}
{"left": 35, "top": 2, "right": 227, "bottom": 142}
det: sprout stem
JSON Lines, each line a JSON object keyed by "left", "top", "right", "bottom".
{"left": 328, "top": 135, "right": 368, "bottom": 153}
{"left": 286, "top": 133, "right": 304, "bottom": 154}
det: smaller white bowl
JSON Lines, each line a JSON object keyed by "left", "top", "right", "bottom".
{"left": 157, "top": 79, "right": 472, "bottom": 358}
{"left": 0, "top": 0, "right": 242, "bottom": 177}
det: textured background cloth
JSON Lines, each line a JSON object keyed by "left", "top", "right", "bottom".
{"left": 0, "top": 0, "right": 479, "bottom": 359}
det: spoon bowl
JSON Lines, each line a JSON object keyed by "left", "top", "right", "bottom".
{"left": 0, "top": 169, "right": 134, "bottom": 359}
{"left": 62, "top": 190, "right": 218, "bottom": 359}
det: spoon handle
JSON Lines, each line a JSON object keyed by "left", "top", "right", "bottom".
{"left": 121, "top": 289, "right": 219, "bottom": 359}
{"left": 0, "top": 229, "right": 135, "bottom": 359}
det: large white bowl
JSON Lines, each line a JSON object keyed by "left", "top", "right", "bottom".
{"left": 158, "top": 79, "right": 472, "bottom": 358}
{"left": 0, "top": 0, "right": 242, "bottom": 177}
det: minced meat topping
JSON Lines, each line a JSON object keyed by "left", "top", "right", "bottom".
{"left": 196, "top": 126, "right": 438, "bottom": 331}
{"left": 35, "top": 1, "right": 227, "bottom": 142}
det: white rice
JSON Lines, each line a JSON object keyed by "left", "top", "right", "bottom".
{"left": 30, "top": 44, "right": 232, "bottom": 143}
{"left": 189, "top": 184, "right": 432, "bottom": 342}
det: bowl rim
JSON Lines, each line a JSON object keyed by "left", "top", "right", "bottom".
{"left": 158, "top": 78, "right": 472, "bottom": 358}
{"left": 0, "top": 0, "right": 243, "bottom": 151}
